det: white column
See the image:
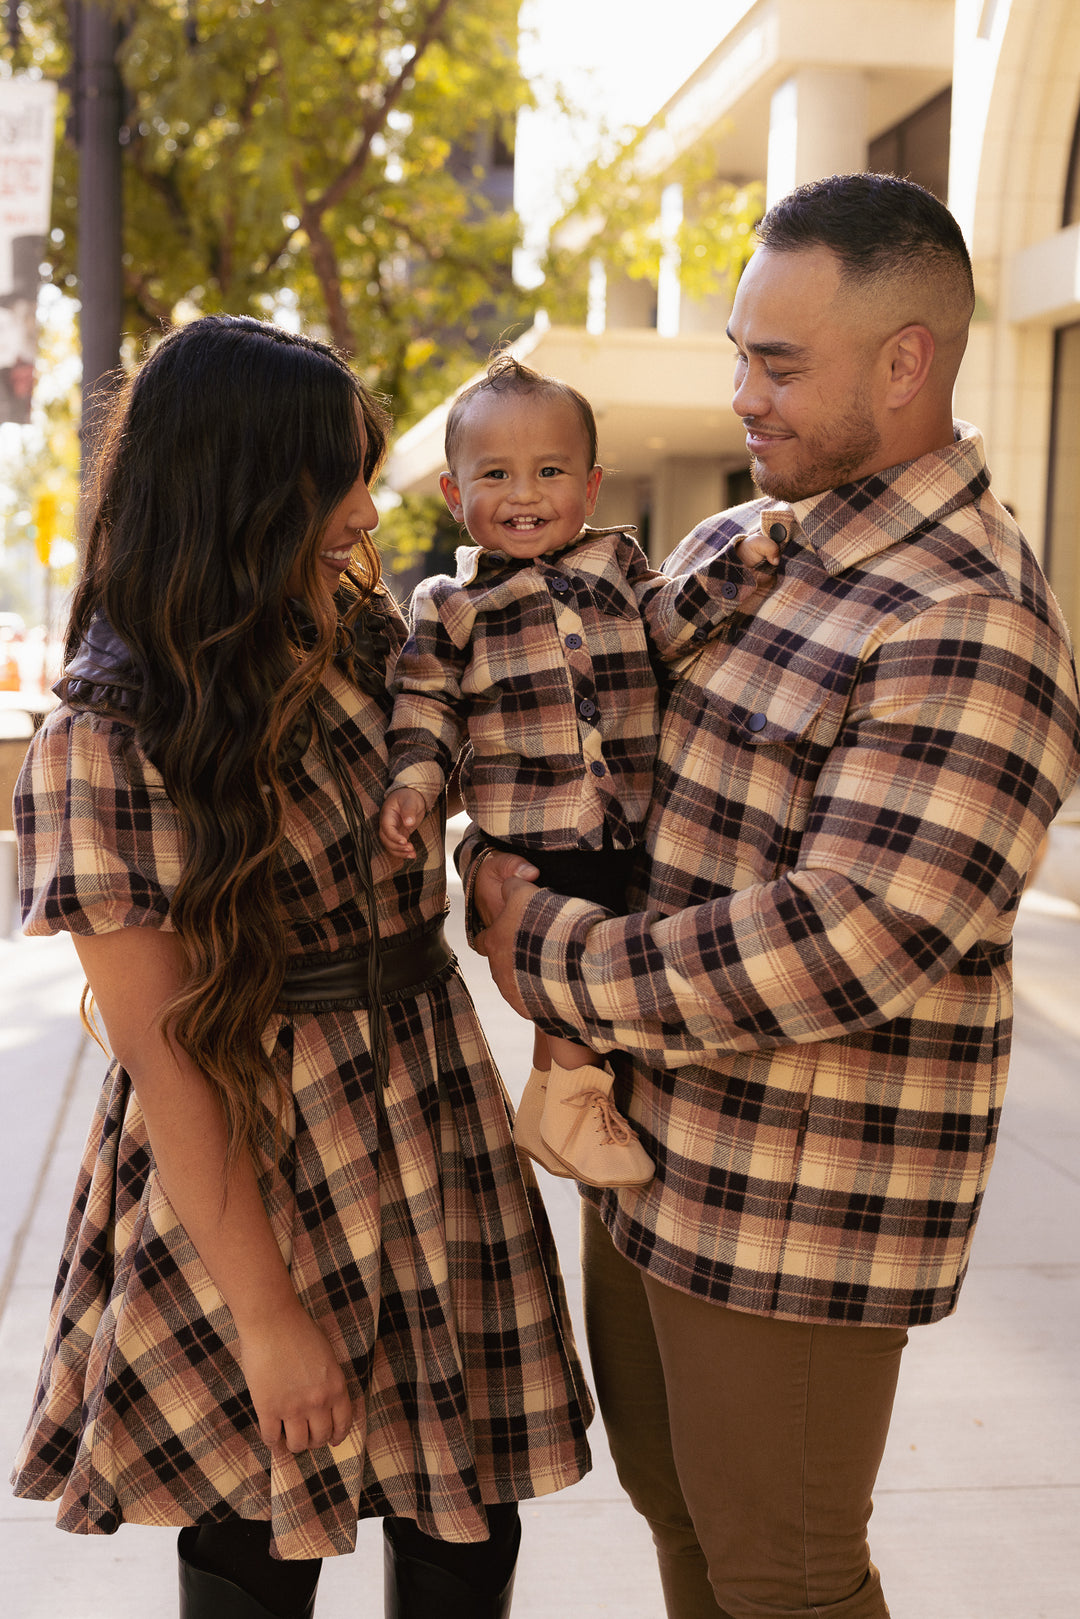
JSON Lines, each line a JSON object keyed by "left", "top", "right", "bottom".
{"left": 656, "top": 182, "right": 684, "bottom": 338}
{"left": 651, "top": 457, "right": 726, "bottom": 560}
{"left": 586, "top": 258, "right": 607, "bottom": 335}
{"left": 767, "top": 70, "right": 868, "bottom": 206}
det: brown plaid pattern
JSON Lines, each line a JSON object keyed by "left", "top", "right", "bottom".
{"left": 504, "top": 426, "right": 1080, "bottom": 1328}
{"left": 388, "top": 525, "right": 767, "bottom": 852}
{"left": 10, "top": 643, "right": 592, "bottom": 1558}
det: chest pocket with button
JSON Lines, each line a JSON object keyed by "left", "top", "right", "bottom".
{"left": 692, "top": 654, "right": 855, "bottom": 863}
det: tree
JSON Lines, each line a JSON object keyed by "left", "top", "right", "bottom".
{"left": 541, "top": 126, "right": 765, "bottom": 325}
{"left": 14, "top": 0, "right": 536, "bottom": 424}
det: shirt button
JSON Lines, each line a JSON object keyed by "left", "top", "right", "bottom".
{"left": 747, "top": 712, "right": 768, "bottom": 732}
{"left": 692, "top": 626, "right": 709, "bottom": 643}
{"left": 565, "top": 633, "right": 582, "bottom": 649}
{"left": 590, "top": 760, "right": 606, "bottom": 777}
{"left": 722, "top": 580, "right": 738, "bottom": 598}
{"left": 579, "top": 698, "right": 596, "bottom": 718}
{"left": 768, "top": 522, "right": 788, "bottom": 543}
{"left": 550, "top": 576, "right": 569, "bottom": 593}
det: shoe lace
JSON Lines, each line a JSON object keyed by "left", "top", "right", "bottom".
{"left": 566, "top": 1089, "right": 637, "bottom": 1146}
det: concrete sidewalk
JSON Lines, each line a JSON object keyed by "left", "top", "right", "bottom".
{"left": 1, "top": 843, "right": 1078, "bottom": 1617}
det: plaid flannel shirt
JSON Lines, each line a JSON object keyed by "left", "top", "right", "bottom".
{"left": 502, "top": 425, "right": 1080, "bottom": 1327}
{"left": 388, "top": 525, "right": 769, "bottom": 852}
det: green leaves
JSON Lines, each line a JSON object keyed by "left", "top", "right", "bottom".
{"left": 18, "top": 0, "right": 536, "bottom": 427}
{"left": 542, "top": 123, "right": 765, "bottom": 319}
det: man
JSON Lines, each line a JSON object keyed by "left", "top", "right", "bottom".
{"left": 469, "top": 173, "right": 1080, "bottom": 1618}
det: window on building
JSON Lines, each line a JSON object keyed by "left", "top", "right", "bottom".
{"left": 726, "top": 467, "right": 757, "bottom": 507}
{"left": 1046, "top": 321, "right": 1080, "bottom": 643}
{"left": 868, "top": 88, "right": 951, "bottom": 203}
{"left": 493, "top": 127, "right": 515, "bottom": 171}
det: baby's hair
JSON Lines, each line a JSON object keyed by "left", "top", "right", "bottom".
{"left": 445, "top": 354, "right": 598, "bottom": 472}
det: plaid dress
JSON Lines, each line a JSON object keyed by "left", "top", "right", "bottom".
{"left": 9, "top": 618, "right": 592, "bottom": 1560}
{"left": 497, "top": 425, "right": 1080, "bottom": 1329}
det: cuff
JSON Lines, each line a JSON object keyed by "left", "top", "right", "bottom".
{"left": 510, "top": 885, "right": 608, "bottom": 1027}
{"left": 385, "top": 761, "right": 442, "bottom": 814}
{"left": 456, "top": 824, "right": 494, "bottom": 944}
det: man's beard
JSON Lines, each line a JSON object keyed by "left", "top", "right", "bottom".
{"left": 749, "top": 400, "right": 882, "bottom": 503}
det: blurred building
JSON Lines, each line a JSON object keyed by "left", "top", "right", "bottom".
{"left": 386, "top": 0, "right": 1080, "bottom": 647}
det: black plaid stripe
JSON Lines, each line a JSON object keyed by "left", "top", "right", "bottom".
{"left": 12, "top": 651, "right": 592, "bottom": 1556}
{"left": 506, "top": 425, "right": 1080, "bottom": 1327}
{"left": 388, "top": 526, "right": 766, "bottom": 855}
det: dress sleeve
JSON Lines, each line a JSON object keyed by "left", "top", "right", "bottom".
{"left": 15, "top": 708, "right": 182, "bottom": 936}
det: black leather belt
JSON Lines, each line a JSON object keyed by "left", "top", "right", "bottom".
{"left": 277, "top": 920, "right": 454, "bottom": 1012}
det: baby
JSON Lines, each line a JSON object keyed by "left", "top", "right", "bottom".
{"left": 381, "top": 356, "right": 778, "bottom": 1188}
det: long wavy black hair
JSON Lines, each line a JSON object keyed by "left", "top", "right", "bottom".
{"left": 68, "top": 314, "right": 392, "bottom": 1161}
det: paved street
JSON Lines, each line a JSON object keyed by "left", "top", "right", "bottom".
{"left": 1, "top": 822, "right": 1077, "bottom": 1617}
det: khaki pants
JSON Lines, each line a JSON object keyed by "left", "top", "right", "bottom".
{"left": 581, "top": 1203, "right": 907, "bottom": 1619}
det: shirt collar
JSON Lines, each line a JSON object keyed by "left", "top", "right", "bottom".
{"left": 761, "top": 422, "right": 991, "bottom": 576}
{"left": 455, "top": 524, "right": 635, "bottom": 586}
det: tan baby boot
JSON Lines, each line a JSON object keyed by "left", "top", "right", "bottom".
{"left": 513, "top": 1068, "right": 575, "bottom": 1177}
{"left": 539, "top": 1060, "right": 654, "bottom": 1189}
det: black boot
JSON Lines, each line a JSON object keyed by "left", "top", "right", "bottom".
{"left": 383, "top": 1515, "right": 519, "bottom": 1619}
{"left": 178, "top": 1527, "right": 319, "bottom": 1619}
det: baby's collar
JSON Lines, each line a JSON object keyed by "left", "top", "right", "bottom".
{"left": 460, "top": 522, "right": 638, "bottom": 582}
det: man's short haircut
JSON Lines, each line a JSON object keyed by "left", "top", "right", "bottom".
{"left": 444, "top": 354, "right": 598, "bottom": 472}
{"left": 757, "top": 172, "right": 975, "bottom": 317}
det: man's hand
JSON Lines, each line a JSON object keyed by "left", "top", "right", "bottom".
{"left": 472, "top": 849, "right": 539, "bottom": 929}
{"left": 474, "top": 874, "right": 539, "bottom": 1019}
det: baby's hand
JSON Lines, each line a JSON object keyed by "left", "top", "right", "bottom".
{"left": 379, "top": 787, "right": 428, "bottom": 860}
{"left": 734, "top": 532, "right": 781, "bottom": 568}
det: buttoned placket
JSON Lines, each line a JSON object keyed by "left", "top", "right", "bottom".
{"left": 543, "top": 566, "right": 612, "bottom": 792}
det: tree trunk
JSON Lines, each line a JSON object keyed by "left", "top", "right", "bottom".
{"left": 75, "top": 0, "right": 124, "bottom": 477}
{"left": 303, "top": 208, "right": 356, "bottom": 357}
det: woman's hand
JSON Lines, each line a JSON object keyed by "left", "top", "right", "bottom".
{"left": 472, "top": 849, "right": 539, "bottom": 929}
{"left": 237, "top": 1299, "right": 353, "bottom": 1453}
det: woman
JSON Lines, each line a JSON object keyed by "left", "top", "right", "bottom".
{"left": 10, "top": 315, "right": 591, "bottom": 1619}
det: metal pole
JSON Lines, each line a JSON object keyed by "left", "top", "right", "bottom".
{"left": 75, "top": 1, "right": 123, "bottom": 474}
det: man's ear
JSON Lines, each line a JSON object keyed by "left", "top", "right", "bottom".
{"left": 439, "top": 471, "right": 465, "bottom": 523}
{"left": 884, "top": 324, "right": 936, "bottom": 408}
